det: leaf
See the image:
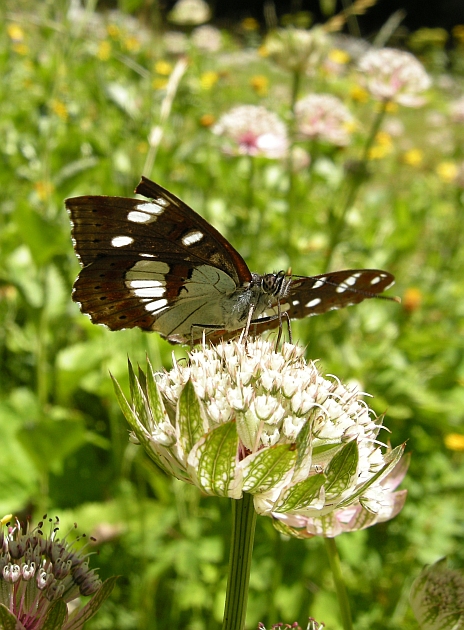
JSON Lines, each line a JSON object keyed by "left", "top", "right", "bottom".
{"left": 65, "top": 577, "right": 118, "bottom": 630}
{"left": 324, "top": 440, "right": 358, "bottom": 498}
{"left": 177, "top": 380, "right": 206, "bottom": 455}
{"left": 274, "top": 473, "right": 325, "bottom": 513}
{"left": 42, "top": 600, "right": 67, "bottom": 630}
{"left": 241, "top": 445, "right": 297, "bottom": 494}
{"left": 0, "top": 603, "right": 26, "bottom": 630}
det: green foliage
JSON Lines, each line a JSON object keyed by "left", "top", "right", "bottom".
{"left": 1, "top": 1, "right": 464, "bottom": 629}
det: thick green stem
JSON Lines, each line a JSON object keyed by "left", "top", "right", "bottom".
{"left": 222, "top": 493, "right": 257, "bottom": 630}
{"left": 324, "top": 537, "right": 353, "bottom": 630}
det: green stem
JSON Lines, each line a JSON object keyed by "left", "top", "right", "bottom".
{"left": 324, "top": 537, "right": 353, "bottom": 630}
{"left": 322, "top": 100, "right": 389, "bottom": 272}
{"left": 222, "top": 493, "right": 257, "bottom": 630}
{"left": 286, "top": 69, "right": 302, "bottom": 255}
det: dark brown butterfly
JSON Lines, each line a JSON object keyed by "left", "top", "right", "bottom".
{"left": 67, "top": 177, "right": 395, "bottom": 345}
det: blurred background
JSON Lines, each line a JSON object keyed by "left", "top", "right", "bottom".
{"left": 1, "top": 0, "right": 464, "bottom": 628}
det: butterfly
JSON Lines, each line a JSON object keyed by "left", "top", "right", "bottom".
{"left": 67, "top": 177, "right": 396, "bottom": 345}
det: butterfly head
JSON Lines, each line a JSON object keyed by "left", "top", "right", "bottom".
{"left": 252, "top": 270, "right": 291, "bottom": 300}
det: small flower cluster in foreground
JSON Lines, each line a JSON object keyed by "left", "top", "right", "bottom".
{"left": 114, "top": 340, "right": 407, "bottom": 538}
{"left": 0, "top": 516, "right": 115, "bottom": 630}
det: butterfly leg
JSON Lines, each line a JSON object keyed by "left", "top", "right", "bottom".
{"left": 239, "top": 303, "right": 257, "bottom": 345}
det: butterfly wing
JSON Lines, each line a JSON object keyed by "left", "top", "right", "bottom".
{"left": 205, "top": 269, "right": 396, "bottom": 343}
{"left": 67, "top": 178, "right": 252, "bottom": 341}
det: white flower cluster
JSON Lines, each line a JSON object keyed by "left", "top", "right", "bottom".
{"left": 212, "top": 105, "right": 288, "bottom": 158}
{"left": 265, "top": 27, "right": 330, "bottom": 75}
{"left": 295, "top": 93, "right": 355, "bottom": 146}
{"left": 358, "top": 47, "right": 431, "bottom": 107}
{"left": 117, "top": 340, "right": 407, "bottom": 538}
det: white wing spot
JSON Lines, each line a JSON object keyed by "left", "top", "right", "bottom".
{"left": 136, "top": 202, "right": 165, "bottom": 215}
{"left": 306, "top": 298, "right": 322, "bottom": 308}
{"left": 370, "top": 275, "right": 382, "bottom": 285}
{"left": 128, "top": 210, "right": 157, "bottom": 224}
{"left": 344, "top": 274, "right": 361, "bottom": 286}
{"left": 292, "top": 300, "right": 300, "bottom": 306}
{"left": 128, "top": 280, "right": 165, "bottom": 288}
{"left": 182, "top": 230, "right": 204, "bottom": 246}
{"left": 312, "top": 279, "right": 325, "bottom": 289}
{"left": 145, "top": 298, "right": 168, "bottom": 312}
{"left": 140, "top": 253, "right": 156, "bottom": 258}
{"left": 336, "top": 285, "right": 347, "bottom": 293}
{"left": 111, "top": 236, "right": 134, "bottom": 247}
{"left": 154, "top": 197, "right": 169, "bottom": 207}
{"left": 134, "top": 287, "right": 166, "bottom": 298}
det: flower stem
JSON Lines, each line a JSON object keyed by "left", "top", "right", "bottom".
{"left": 322, "top": 100, "right": 388, "bottom": 272}
{"left": 222, "top": 493, "right": 257, "bottom": 630}
{"left": 324, "top": 537, "right": 353, "bottom": 630}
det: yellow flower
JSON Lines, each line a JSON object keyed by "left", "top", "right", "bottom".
{"left": 375, "top": 131, "right": 393, "bottom": 147}
{"left": 50, "top": 99, "right": 68, "bottom": 121}
{"left": 350, "top": 85, "right": 369, "bottom": 103}
{"left": 124, "top": 36, "right": 141, "bottom": 52}
{"left": 7, "top": 24, "right": 24, "bottom": 42}
{"left": 200, "top": 71, "right": 219, "bottom": 90}
{"left": 328, "top": 48, "right": 350, "bottom": 64}
{"left": 12, "top": 43, "right": 29, "bottom": 55}
{"left": 250, "top": 75, "right": 268, "bottom": 96}
{"left": 258, "top": 45, "right": 269, "bottom": 57}
{"left": 97, "top": 41, "right": 111, "bottom": 61}
{"left": 403, "top": 149, "right": 423, "bottom": 166}
{"left": 34, "top": 181, "right": 55, "bottom": 201}
{"left": 436, "top": 161, "right": 458, "bottom": 182}
{"left": 152, "top": 77, "right": 168, "bottom": 90}
{"left": 444, "top": 433, "right": 464, "bottom": 451}
{"left": 155, "top": 60, "right": 173, "bottom": 75}
{"left": 242, "top": 17, "right": 259, "bottom": 31}
{"left": 384, "top": 101, "right": 399, "bottom": 113}
{"left": 402, "top": 287, "right": 422, "bottom": 313}
{"left": 200, "top": 113, "right": 215, "bottom": 127}
{"left": 107, "top": 24, "right": 121, "bottom": 39}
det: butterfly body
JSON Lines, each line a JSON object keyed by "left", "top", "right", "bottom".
{"left": 67, "top": 177, "right": 395, "bottom": 344}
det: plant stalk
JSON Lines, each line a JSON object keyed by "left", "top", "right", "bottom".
{"left": 324, "top": 537, "right": 353, "bottom": 630}
{"left": 222, "top": 493, "right": 257, "bottom": 630}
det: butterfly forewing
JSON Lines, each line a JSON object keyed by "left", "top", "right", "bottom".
{"left": 68, "top": 177, "right": 396, "bottom": 344}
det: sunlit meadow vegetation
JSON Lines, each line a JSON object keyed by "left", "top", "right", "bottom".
{"left": 1, "top": 1, "right": 464, "bottom": 628}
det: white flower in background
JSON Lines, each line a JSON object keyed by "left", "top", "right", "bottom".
{"left": 295, "top": 93, "right": 355, "bottom": 146}
{"left": 212, "top": 105, "right": 288, "bottom": 158}
{"left": 450, "top": 96, "right": 464, "bottom": 123}
{"left": 191, "top": 25, "right": 222, "bottom": 52}
{"left": 164, "top": 31, "right": 189, "bottom": 55}
{"left": 114, "top": 339, "right": 407, "bottom": 538}
{"left": 358, "top": 48, "right": 431, "bottom": 107}
{"left": 410, "top": 558, "right": 464, "bottom": 630}
{"left": 168, "top": 0, "right": 211, "bottom": 26}
{"left": 265, "top": 27, "right": 330, "bottom": 75}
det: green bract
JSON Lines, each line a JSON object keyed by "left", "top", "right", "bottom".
{"left": 114, "top": 340, "right": 407, "bottom": 538}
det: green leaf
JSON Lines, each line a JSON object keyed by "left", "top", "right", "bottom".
{"left": 189, "top": 422, "right": 239, "bottom": 497}
{"left": 42, "top": 599, "right": 67, "bottom": 630}
{"left": 0, "top": 603, "right": 26, "bottom": 630}
{"left": 65, "top": 577, "right": 118, "bottom": 630}
{"left": 324, "top": 440, "right": 358, "bottom": 498}
{"left": 177, "top": 379, "right": 206, "bottom": 455}
{"left": 241, "top": 445, "right": 297, "bottom": 494}
{"left": 274, "top": 473, "right": 326, "bottom": 513}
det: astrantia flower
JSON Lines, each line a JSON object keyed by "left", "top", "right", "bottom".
{"left": 410, "top": 558, "right": 464, "bottom": 630}
{"left": 212, "top": 106, "right": 288, "bottom": 158}
{"left": 114, "top": 339, "right": 407, "bottom": 538}
{"left": 0, "top": 516, "right": 116, "bottom": 630}
{"left": 191, "top": 25, "right": 222, "bottom": 52}
{"left": 358, "top": 48, "right": 431, "bottom": 107}
{"left": 295, "top": 93, "right": 355, "bottom": 146}
{"left": 167, "top": 0, "right": 211, "bottom": 25}
{"left": 265, "top": 27, "right": 330, "bottom": 75}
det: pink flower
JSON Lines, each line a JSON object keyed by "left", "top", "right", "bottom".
{"left": 358, "top": 48, "right": 431, "bottom": 107}
{"left": 212, "top": 105, "right": 288, "bottom": 158}
{"left": 295, "top": 93, "right": 355, "bottom": 146}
